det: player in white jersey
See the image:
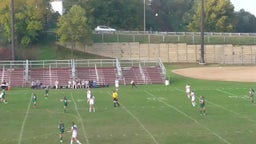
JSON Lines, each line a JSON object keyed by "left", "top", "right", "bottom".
{"left": 68, "top": 122, "right": 82, "bottom": 144}
{"left": 191, "top": 90, "right": 196, "bottom": 107}
{"left": 55, "top": 80, "right": 59, "bottom": 89}
{"left": 86, "top": 88, "right": 91, "bottom": 103}
{"left": 185, "top": 83, "right": 191, "bottom": 98}
{"left": 88, "top": 95, "right": 96, "bottom": 112}
{"left": 115, "top": 79, "right": 119, "bottom": 91}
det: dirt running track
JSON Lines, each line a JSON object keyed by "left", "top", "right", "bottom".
{"left": 172, "top": 67, "right": 256, "bottom": 82}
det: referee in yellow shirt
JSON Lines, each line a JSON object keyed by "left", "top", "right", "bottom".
{"left": 112, "top": 90, "right": 120, "bottom": 107}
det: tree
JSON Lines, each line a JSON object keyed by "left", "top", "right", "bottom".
{"left": 0, "top": 0, "right": 51, "bottom": 46}
{"left": 188, "top": 0, "right": 235, "bottom": 32}
{"left": 57, "top": 5, "right": 92, "bottom": 58}
{"left": 147, "top": 0, "right": 195, "bottom": 31}
{"left": 85, "top": 0, "right": 143, "bottom": 30}
{"left": 234, "top": 9, "right": 256, "bottom": 33}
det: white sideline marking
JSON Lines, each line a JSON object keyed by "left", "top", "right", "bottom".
{"left": 176, "top": 87, "right": 256, "bottom": 122}
{"left": 71, "top": 94, "right": 90, "bottom": 144}
{"left": 121, "top": 104, "right": 159, "bottom": 144}
{"left": 147, "top": 97, "right": 167, "bottom": 101}
{"left": 215, "top": 89, "right": 256, "bottom": 122}
{"left": 207, "top": 101, "right": 255, "bottom": 122}
{"left": 106, "top": 90, "right": 159, "bottom": 144}
{"left": 228, "top": 95, "right": 248, "bottom": 99}
{"left": 217, "top": 89, "right": 249, "bottom": 101}
{"left": 161, "top": 100, "right": 231, "bottom": 144}
{"left": 146, "top": 90, "right": 231, "bottom": 144}
{"left": 18, "top": 94, "right": 33, "bottom": 144}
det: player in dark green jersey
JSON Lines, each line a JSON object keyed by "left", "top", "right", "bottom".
{"left": 58, "top": 120, "right": 65, "bottom": 143}
{"left": 32, "top": 92, "right": 37, "bottom": 108}
{"left": 63, "top": 96, "right": 68, "bottom": 112}
{"left": 44, "top": 86, "right": 49, "bottom": 99}
{"left": 199, "top": 96, "right": 206, "bottom": 116}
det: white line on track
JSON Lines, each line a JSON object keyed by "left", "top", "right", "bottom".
{"left": 146, "top": 90, "right": 231, "bottom": 144}
{"left": 18, "top": 94, "right": 33, "bottom": 144}
{"left": 71, "top": 94, "right": 90, "bottom": 144}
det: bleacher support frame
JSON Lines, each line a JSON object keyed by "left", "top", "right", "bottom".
{"left": 0, "top": 59, "right": 166, "bottom": 87}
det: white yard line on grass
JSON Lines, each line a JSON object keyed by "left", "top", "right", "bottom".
{"left": 106, "top": 91, "right": 159, "bottom": 144}
{"left": 18, "top": 94, "right": 33, "bottom": 144}
{"left": 71, "top": 94, "right": 90, "bottom": 144}
{"left": 121, "top": 104, "right": 160, "bottom": 144}
{"left": 146, "top": 90, "right": 231, "bottom": 144}
{"left": 215, "top": 89, "right": 256, "bottom": 123}
{"left": 217, "top": 89, "right": 249, "bottom": 101}
{"left": 176, "top": 87, "right": 256, "bottom": 123}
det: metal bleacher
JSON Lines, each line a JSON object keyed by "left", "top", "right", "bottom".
{"left": 0, "top": 59, "right": 166, "bottom": 88}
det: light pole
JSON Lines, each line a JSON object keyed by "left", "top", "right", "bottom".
{"left": 143, "top": 0, "right": 146, "bottom": 31}
{"left": 200, "top": 0, "right": 205, "bottom": 64}
{"left": 11, "top": 0, "right": 15, "bottom": 60}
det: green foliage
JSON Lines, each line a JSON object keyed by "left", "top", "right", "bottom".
{"left": 235, "top": 9, "right": 256, "bottom": 33}
{"left": 85, "top": 0, "right": 143, "bottom": 30}
{"left": 0, "top": 0, "right": 52, "bottom": 46}
{"left": 57, "top": 5, "right": 92, "bottom": 46}
{"left": 148, "top": 0, "right": 195, "bottom": 31}
{"left": 188, "top": 0, "right": 235, "bottom": 32}
{"left": 56, "top": 0, "right": 256, "bottom": 33}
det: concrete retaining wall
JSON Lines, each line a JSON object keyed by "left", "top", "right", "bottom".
{"left": 70, "top": 43, "right": 256, "bottom": 64}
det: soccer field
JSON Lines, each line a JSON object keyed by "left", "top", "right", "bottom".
{"left": 1, "top": 71, "right": 256, "bottom": 144}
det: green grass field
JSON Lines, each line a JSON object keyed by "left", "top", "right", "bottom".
{"left": 1, "top": 65, "right": 256, "bottom": 144}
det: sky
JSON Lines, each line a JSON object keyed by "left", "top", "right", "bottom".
{"left": 230, "top": 0, "right": 256, "bottom": 16}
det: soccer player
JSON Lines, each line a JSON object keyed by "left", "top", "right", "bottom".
{"left": 130, "top": 80, "right": 137, "bottom": 88}
{"left": 115, "top": 79, "right": 119, "bottom": 91}
{"left": 199, "top": 96, "right": 206, "bottom": 116}
{"left": 86, "top": 88, "right": 91, "bottom": 103}
{"left": 32, "top": 92, "right": 37, "bottom": 108}
{"left": 58, "top": 120, "right": 65, "bottom": 143}
{"left": 249, "top": 88, "right": 255, "bottom": 103}
{"left": 63, "top": 96, "right": 68, "bottom": 112}
{"left": 55, "top": 80, "right": 59, "bottom": 89}
{"left": 88, "top": 95, "right": 96, "bottom": 112}
{"left": 0, "top": 89, "right": 7, "bottom": 104}
{"left": 191, "top": 90, "right": 196, "bottom": 107}
{"left": 112, "top": 90, "right": 120, "bottom": 107}
{"left": 185, "top": 83, "right": 191, "bottom": 98}
{"left": 44, "top": 86, "right": 49, "bottom": 99}
{"left": 68, "top": 122, "right": 82, "bottom": 144}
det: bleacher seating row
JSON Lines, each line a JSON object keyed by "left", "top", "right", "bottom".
{"left": 0, "top": 66, "right": 165, "bottom": 87}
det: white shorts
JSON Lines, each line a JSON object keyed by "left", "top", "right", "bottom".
{"left": 115, "top": 84, "right": 119, "bottom": 88}
{"left": 89, "top": 101, "right": 94, "bottom": 105}
{"left": 87, "top": 95, "right": 91, "bottom": 100}
{"left": 72, "top": 132, "right": 77, "bottom": 138}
